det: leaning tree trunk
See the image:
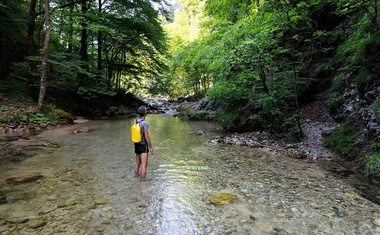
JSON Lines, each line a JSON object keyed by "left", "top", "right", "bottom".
{"left": 38, "top": 0, "right": 51, "bottom": 112}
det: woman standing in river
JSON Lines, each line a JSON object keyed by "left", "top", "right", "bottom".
{"left": 134, "top": 106, "right": 154, "bottom": 179}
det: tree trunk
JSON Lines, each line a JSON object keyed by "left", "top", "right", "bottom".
{"left": 27, "top": 0, "right": 38, "bottom": 96}
{"left": 97, "top": 0, "right": 103, "bottom": 73}
{"left": 67, "top": 3, "right": 74, "bottom": 53}
{"left": 291, "top": 48, "right": 303, "bottom": 137}
{"left": 0, "top": 0, "right": 9, "bottom": 80}
{"left": 79, "top": 0, "right": 88, "bottom": 86}
{"left": 38, "top": 0, "right": 51, "bottom": 111}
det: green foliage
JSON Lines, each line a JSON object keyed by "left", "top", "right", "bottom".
{"left": 252, "top": 90, "right": 298, "bottom": 130}
{"left": 315, "top": 63, "right": 333, "bottom": 78}
{"left": 0, "top": 80, "right": 26, "bottom": 94}
{"left": 205, "top": 0, "right": 256, "bottom": 23}
{"left": 330, "top": 74, "right": 346, "bottom": 91}
{"left": 166, "top": 0, "right": 346, "bottom": 132}
{"left": 2, "top": 103, "right": 73, "bottom": 125}
{"left": 324, "top": 118, "right": 360, "bottom": 157}
{"left": 2, "top": 0, "right": 168, "bottom": 102}
{"left": 326, "top": 74, "right": 346, "bottom": 113}
{"left": 326, "top": 92, "right": 344, "bottom": 112}
{"left": 355, "top": 67, "right": 370, "bottom": 96}
{"left": 363, "top": 152, "right": 380, "bottom": 177}
{"left": 207, "top": 80, "right": 249, "bottom": 110}
{"left": 78, "top": 85, "right": 117, "bottom": 99}
{"left": 0, "top": 105, "right": 9, "bottom": 111}
{"left": 178, "top": 110, "right": 214, "bottom": 121}
{"left": 374, "top": 98, "right": 380, "bottom": 122}
{"left": 19, "top": 113, "right": 50, "bottom": 125}
{"left": 0, "top": 114, "right": 14, "bottom": 124}
{"left": 335, "top": 0, "right": 380, "bottom": 29}
{"left": 215, "top": 112, "right": 239, "bottom": 127}
{"left": 333, "top": 8, "right": 380, "bottom": 96}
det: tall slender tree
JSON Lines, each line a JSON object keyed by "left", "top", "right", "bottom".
{"left": 79, "top": 0, "right": 90, "bottom": 86}
{"left": 26, "top": 0, "right": 39, "bottom": 96}
{"left": 38, "top": 0, "right": 51, "bottom": 111}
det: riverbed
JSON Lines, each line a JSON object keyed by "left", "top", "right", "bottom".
{"left": 1, "top": 114, "right": 380, "bottom": 234}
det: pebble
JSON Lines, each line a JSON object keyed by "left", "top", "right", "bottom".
{"left": 102, "top": 206, "right": 112, "bottom": 212}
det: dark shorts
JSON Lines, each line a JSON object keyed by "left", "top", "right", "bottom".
{"left": 135, "top": 143, "right": 149, "bottom": 154}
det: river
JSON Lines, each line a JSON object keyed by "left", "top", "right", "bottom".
{"left": 0, "top": 114, "right": 380, "bottom": 234}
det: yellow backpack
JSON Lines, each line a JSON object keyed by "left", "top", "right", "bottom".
{"left": 131, "top": 120, "right": 142, "bottom": 143}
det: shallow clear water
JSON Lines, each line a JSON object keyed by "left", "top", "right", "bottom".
{"left": 2, "top": 114, "right": 380, "bottom": 234}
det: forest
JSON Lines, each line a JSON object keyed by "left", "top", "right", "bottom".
{"left": 1, "top": 0, "right": 380, "bottom": 177}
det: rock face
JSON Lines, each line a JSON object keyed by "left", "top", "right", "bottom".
{"left": 6, "top": 172, "right": 43, "bottom": 184}
{"left": 337, "top": 86, "right": 380, "bottom": 138}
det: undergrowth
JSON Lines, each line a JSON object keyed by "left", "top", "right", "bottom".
{"left": 364, "top": 152, "right": 380, "bottom": 177}
{"left": 324, "top": 118, "right": 360, "bottom": 158}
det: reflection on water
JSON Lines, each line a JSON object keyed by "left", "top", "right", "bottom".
{"left": 34, "top": 114, "right": 380, "bottom": 234}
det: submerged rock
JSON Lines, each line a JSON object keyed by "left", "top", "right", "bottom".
{"left": 73, "top": 127, "right": 90, "bottom": 134}
{"left": 209, "top": 192, "right": 237, "bottom": 205}
{"left": 28, "top": 217, "right": 47, "bottom": 229}
{"left": 6, "top": 172, "right": 43, "bottom": 184}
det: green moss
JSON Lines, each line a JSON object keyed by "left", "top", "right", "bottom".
{"left": 55, "top": 108, "right": 74, "bottom": 121}
{"left": 324, "top": 118, "right": 360, "bottom": 158}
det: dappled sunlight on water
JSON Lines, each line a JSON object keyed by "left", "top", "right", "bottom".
{"left": 1, "top": 114, "right": 380, "bottom": 234}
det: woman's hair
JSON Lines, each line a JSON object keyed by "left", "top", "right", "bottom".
{"left": 137, "top": 105, "right": 147, "bottom": 116}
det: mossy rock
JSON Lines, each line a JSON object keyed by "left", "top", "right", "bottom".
{"left": 28, "top": 217, "right": 47, "bottom": 229}
{"left": 55, "top": 109, "right": 74, "bottom": 123}
{"left": 209, "top": 192, "right": 237, "bottom": 205}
